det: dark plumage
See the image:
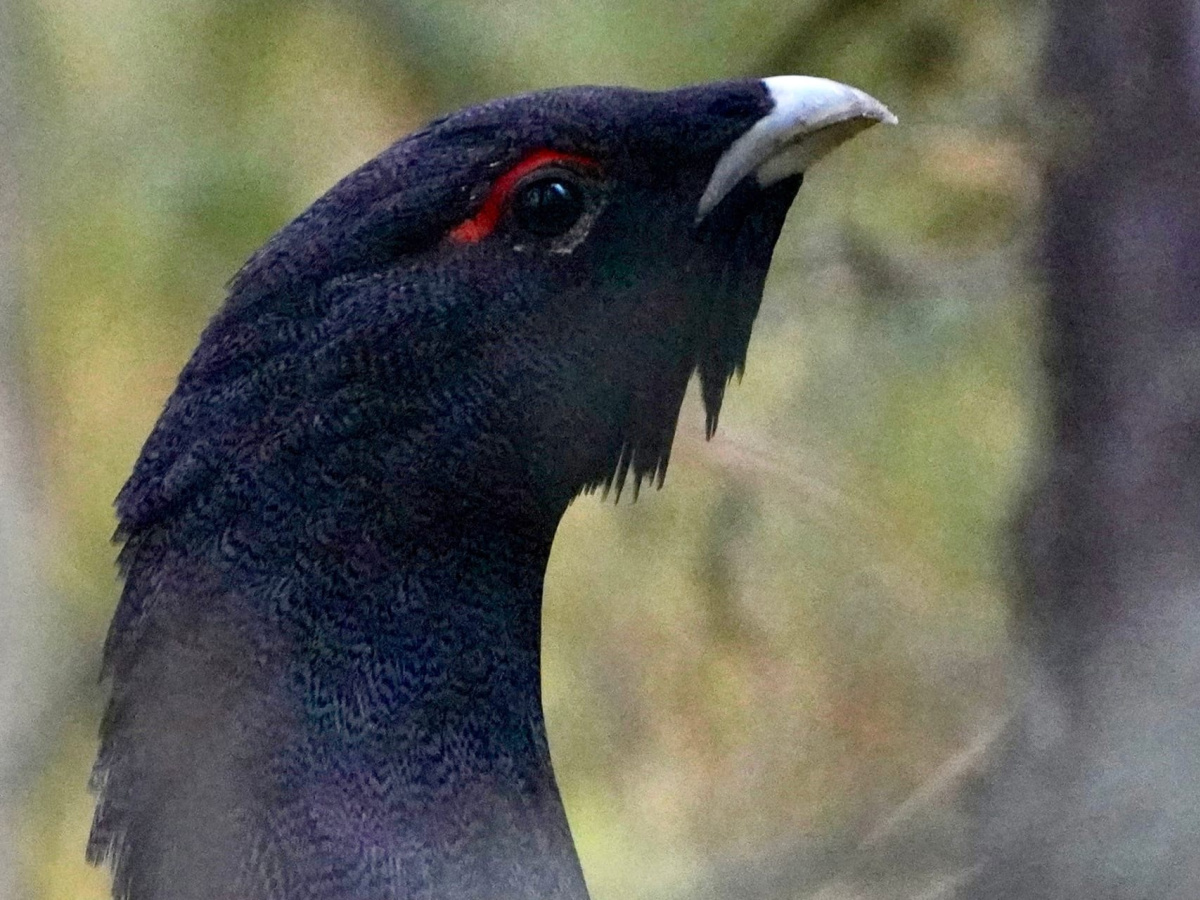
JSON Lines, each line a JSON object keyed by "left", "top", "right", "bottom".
{"left": 88, "top": 77, "right": 892, "bottom": 900}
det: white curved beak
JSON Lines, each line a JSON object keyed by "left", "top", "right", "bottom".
{"left": 697, "top": 75, "right": 897, "bottom": 221}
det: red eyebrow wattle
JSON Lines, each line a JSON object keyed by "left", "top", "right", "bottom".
{"left": 449, "top": 148, "right": 598, "bottom": 244}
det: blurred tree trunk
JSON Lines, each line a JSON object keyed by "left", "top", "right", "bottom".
{"left": 0, "top": 6, "right": 52, "bottom": 900}
{"left": 970, "top": 0, "right": 1200, "bottom": 896}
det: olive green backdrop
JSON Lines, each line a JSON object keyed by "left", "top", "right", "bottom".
{"left": 4, "top": 1, "right": 1040, "bottom": 897}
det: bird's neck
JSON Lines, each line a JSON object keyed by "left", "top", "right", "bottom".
{"left": 124, "top": 512, "right": 588, "bottom": 900}
{"left": 280, "top": 527, "right": 585, "bottom": 898}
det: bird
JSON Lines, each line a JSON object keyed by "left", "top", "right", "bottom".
{"left": 87, "top": 76, "right": 894, "bottom": 900}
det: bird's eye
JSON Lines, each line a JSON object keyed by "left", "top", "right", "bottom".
{"left": 511, "top": 176, "right": 586, "bottom": 237}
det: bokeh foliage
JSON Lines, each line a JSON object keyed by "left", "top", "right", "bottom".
{"left": 9, "top": 0, "right": 1041, "bottom": 897}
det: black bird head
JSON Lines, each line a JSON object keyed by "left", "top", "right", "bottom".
{"left": 92, "top": 76, "right": 894, "bottom": 900}
{"left": 117, "top": 77, "right": 894, "bottom": 541}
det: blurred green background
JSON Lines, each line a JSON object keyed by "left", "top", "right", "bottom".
{"left": 3, "top": 0, "right": 1044, "bottom": 897}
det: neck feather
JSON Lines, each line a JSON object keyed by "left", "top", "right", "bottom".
{"left": 90, "top": 506, "right": 589, "bottom": 900}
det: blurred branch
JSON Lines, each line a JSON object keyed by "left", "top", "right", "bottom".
{"left": 689, "top": 718, "right": 1010, "bottom": 900}
{"left": 859, "top": 715, "right": 1009, "bottom": 851}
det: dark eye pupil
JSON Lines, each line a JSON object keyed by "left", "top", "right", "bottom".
{"left": 512, "top": 177, "right": 585, "bottom": 236}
